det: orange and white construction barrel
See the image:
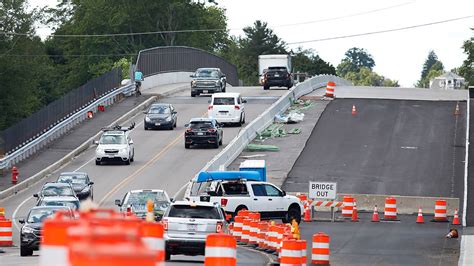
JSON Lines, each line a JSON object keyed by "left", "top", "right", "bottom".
{"left": 240, "top": 218, "right": 251, "bottom": 244}
{"left": 325, "top": 81, "right": 336, "bottom": 98}
{"left": 232, "top": 216, "right": 243, "bottom": 241}
{"left": 140, "top": 222, "right": 165, "bottom": 263}
{"left": 312, "top": 232, "right": 330, "bottom": 265}
{"left": 280, "top": 239, "right": 302, "bottom": 266}
{"left": 434, "top": 199, "right": 448, "bottom": 222}
{"left": 384, "top": 197, "right": 397, "bottom": 220}
{"left": 204, "top": 233, "right": 236, "bottom": 266}
{"left": 0, "top": 219, "right": 13, "bottom": 246}
{"left": 342, "top": 196, "right": 354, "bottom": 218}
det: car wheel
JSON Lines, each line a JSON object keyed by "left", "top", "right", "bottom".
{"left": 219, "top": 137, "right": 223, "bottom": 146}
{"left": 95, "top": 160, "right": 101, "bottom": 166}
{"left": 222, "top": 86, "right": 226, "bottom": 93}
{"left": 130, "top": 155, "right": 134, "bottom": 162}
{"left": 263, "top": 86, "right": 269, "bottom": 90}
{"left": 174, "top": 119, "right": 177, "bottom": 128}
{"left": 165, "top": 251, "right": 171, "bottom": 261}
{"left": 214, "top": 140, "right": 219, "bottom": 149}
{"left": 185, "top": 143, "right": 190, "bottom": 149}
{"left": 191, "top": 91, "right": 196, "bottom": 97}
{"left": 20, "top": 246, "right": 32, "bottom": 257}
{"left": 242, "top": 114, "right": 246, "bottom": 124}
{"left": 125, "top": 158, "right": 130, "bottom": 165}
{"left": 234, "top": 206, "right": 248, "bottom": 219}
{"left": 283, "top": 206, "right": 301, "bottom": 224}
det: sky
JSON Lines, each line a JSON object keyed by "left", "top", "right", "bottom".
{"left": 29, "top": 0, "right": 474, "bottom": 87}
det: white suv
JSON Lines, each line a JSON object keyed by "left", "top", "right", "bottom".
{"left": 208, "top": 93, "right": 246, "bottom": 126}
{"left": 95, "top": 124, "right": 135, "bottom": 165}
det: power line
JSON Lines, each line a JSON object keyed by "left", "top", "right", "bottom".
{"left": 287, "top": 15, "right": 474, "bottom": 45}
{"left": 2, "top": 1, "right": 415, "bottom": 38}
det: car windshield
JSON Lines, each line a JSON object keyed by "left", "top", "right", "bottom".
{"left": 58, "top": 174, "right": 87, "bottom": 184}
{"left": 40, "top": 200, "right": 79, "bottom": 210}
{"left": 148, "top": 106, "right": 170, "bottom": 114}
{"left": 41, "top": 186, "right": 75, "bottom": 197}
{"left": 189, "top": 122, "right": 213, "bottom": 129}
{"left": 196, "top": 69, "right": 219, "bottom": 78}
{"left": 168, "top": 205, "right": 221, "bottom": 219}
{"left": 100, "top": 134, "right": 126, "bottom": 145}
{"left": 213, "top": 97, "right": 235, "bottom": 105}
{"left": 125, "top": 191, "right": 169, "bottom": 211}
{"left": 222, "top": 182, "right": 248, "bottom": 195}
{"left": 268, "top": 67, "right": 288, "bottom": 72}
{"left": 27, "top": 209, "right": 58, "bottom": 223}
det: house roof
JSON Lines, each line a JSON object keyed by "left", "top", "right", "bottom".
{"left": 435, "top": 72, "right": 464, "bottom": 80}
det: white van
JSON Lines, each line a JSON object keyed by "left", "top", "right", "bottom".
{"left": 208, "top": 93, "right": 246, "bottom": 126}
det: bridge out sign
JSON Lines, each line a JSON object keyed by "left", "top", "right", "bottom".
{"left": 309, "top": 181, "right": 337, "bottom": 200}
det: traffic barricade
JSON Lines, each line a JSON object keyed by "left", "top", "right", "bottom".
{"left": 298, "top": 239, "right": 307, "bottom": 266}
{"left": 384, "top": 197, "right": 398, "bottom": 220}
{"left": 325, "top": 81, "right": 336, "bottom": 98}
{"left": 205, "top": 233, "right": 237, "bottom": 266}
{"left": 0, "top": 219, "right": 13, "bottom": 246}
{"left": 233, "top": 216, "right": 243, "bottom": 241}
{"left": 140, "top": 222, "right": 165, "bottom": 263}
{"left": 433, "top": 199, "right": 448, "bottom": 222}
{"left": 312, "top": 232, "right": 330, "bottom": 265}
{"left": 280, "top": 239, "right": 301, "bottom": 266}
{"left": 241, "top": 218, "right": 251, "bottom": 244}
{"left": 342, "top": 196, "right": 354, "bottom": 218}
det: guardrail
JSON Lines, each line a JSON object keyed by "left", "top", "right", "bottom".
{"left": 0, "top": 83, "right": 135, "bottom": 170}
{"left": 196, "top": 74, "right": 351, "bottom": 174}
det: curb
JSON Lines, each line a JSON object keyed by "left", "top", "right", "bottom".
{"left": 0, "top": 96, "right": 158, "bottom": 202}
{"left": 237, "top": 245, "right": 278, "bottom": 266}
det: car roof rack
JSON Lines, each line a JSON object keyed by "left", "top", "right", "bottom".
{"left": 101, "top": 122, "right": 135, "bottom": 132}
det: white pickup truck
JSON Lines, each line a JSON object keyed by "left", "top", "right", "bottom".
{"left": 189, "top": 175, "right": 303, "bottom": 223}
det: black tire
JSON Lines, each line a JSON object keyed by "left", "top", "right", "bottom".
{"left": 222, "top": 86, "right": 226, "bottom": 93}
{"left": 214, "top": 139, "right": 219, "bottom": 149}
{"left": 124, "top": 158, "right": 130, "bottom": 165}
{"left": 242, "top": 115, "right": 245, "bottom": 124}
{"left": 219, "top": 137, "right": 223, "bottom": 146}
{"left": 165, "top": 251, "right": 171, "bottom": 261}
{"left": 234, "top": 205, "right": 248, "bottom": 218}
{"left": 263, "top": 86, "right": 269, "bottom": 90}
{"left": 144, "top": 125, "right": 148, "bottom": 130}
{"left": 283, "top": 206, "right": 301, "bottom": 224}
{"left": 185, "top": 143, "right": 190, "bottom": 149}
{"left": 130, "top": 155, "right": 134, "bottom": 162}
{"left": 174, "top": 119, "right": 177, "bottom": 128}
{"left": 20, "top": 246, "right": 32, "bottom": 257}
{"left": 95, "top": 160, "right": 100, "bottom": 165}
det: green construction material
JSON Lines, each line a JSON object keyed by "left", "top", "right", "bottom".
{"left": 246, "top": 144, "right": 280, "bottom": 152}
{"left": 258, "top": 124, "right": 287, "bottom": 140}
{"left": 288, "top": 128, "right": 302, "bottom": 134}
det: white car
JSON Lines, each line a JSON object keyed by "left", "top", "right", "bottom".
{"left": 95, "top": 124, "right": 135, "bottom": 165}
{"left": 208, "top": 93, "right": 246, "bottom": 126}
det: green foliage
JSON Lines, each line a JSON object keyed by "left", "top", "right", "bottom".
{"left": 459, "top": 30, "right": 473, "bottom": 86}
{"left": 336, "top": 47, "right": 375, "bottom": 76}
{"left": 291, "top": 48, "right": 335, "bottom": 76}
{"left": 343, "top": 67, "right": 399, "bottom": 87}
{"left": 416, "top": 50, "right": 444, "bottom": 88}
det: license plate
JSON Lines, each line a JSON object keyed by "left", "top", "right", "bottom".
{"left": 275, "top": 74, "right": 280, "bottom": 77}
{"left": 155, "top": 123, "right": 161, "bottom": 126}
{"left": 203, "top": 90, "right": 208, "bottom": 93}
{"left": 197, "top": 132, "right": 204, "bottom": 136}
{"left": 187, "top": 224, "right": 197, "bottom": 231}
{"left": 108, "top": 155, "right": 115, "bottom": 158}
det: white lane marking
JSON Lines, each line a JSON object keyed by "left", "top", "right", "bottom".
{"left": 12, "top": 197, "right": 33, "bottom": 232}
{"left": 400, "top": 146, "right": 418, "bottom": 149}
{"left": 463, "top": 99, "right": 470, "bottom": 227}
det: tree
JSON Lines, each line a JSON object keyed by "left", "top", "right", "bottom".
{"left": 291, "top": 48, "right": 335, "bottom": 76}
{"left": 336, "top": 47, "right": 375, "bottom": 76}
{"left": 416, "top": 50, "right": 444, "bottom": 88}
{"left": 459, "top": 29, "right": 473, "bottom": 86}
{"left": 344, "top": 67, "right": 399, "bottom": 87}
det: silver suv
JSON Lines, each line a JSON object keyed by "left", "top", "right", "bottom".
{"left": 162, "top": 201, "right": 229, "bottom": 261}
{"left": 94, "top": 124, "right": 135, "bottom": 165}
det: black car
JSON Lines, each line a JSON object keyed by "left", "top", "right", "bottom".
{"left": 184, "top": 118, "right": 223, "bottom": 149}
{"left": 190, "top": 68, "right": 226, "bottom": 97}
{"left": 144, "top": 103, "right": 178, "bottom": 130}
{"left": 33, "top": 182, "right": 77, "bottom": 201}
{"left": 262, "top": 66, "right": 293, "bottom": 90}
{"left": 19, "top": 206, "right": 74, "bottom": 256}
{"left": 56, "top": 172, "right": 94, "bottom": 200}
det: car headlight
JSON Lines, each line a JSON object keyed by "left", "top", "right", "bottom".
{"left": 120, "top": 148, "right": 128, "bottom": 153}
{"left": 166, "top": 117, "right": 172, "bottom": 122}
{"left": 145, "top": 116, "right": 151, "bottom": 122}
{"left": 22, "top": 226, "right": 34, "bottom": 234}
{"left": 215, "top": 80, "right": 220, "bottom": 85}
{"left": 96, "top": 147, "right": 104, "bottom": 153}
{"left": 191, "top": 80, "right": 197, "bottom": 87}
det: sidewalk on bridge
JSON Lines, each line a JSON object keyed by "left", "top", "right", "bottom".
{"left": 0, "top": 83, "right": 188, "bottom": 194}
{"left": 227, "top": 96, "right": 330, "bottom": 188}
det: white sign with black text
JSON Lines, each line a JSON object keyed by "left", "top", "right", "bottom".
{"left": 309, "top": 182, "right": 337, "bottom": 200}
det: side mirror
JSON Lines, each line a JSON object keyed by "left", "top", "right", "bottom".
{"left": 129, "top": 140, "right": 134, "bottom": 145}
{"left": 184, "top": 124, "right": 189, "bottom": 127}
{"left": 281, "top": 190, "right": 286, "bottom": 197}
{"left": 114, "top": 199, "right": 121, "bottom": 206}
{"left": 33, "top": 194, "right": 38, "bottom": 198}
{"left": 89, "top": 182, "right": 94, "bottom": 185}
{"left": 170, "top": 198, "right": 174, "bottom": 202}
{"left": 143, "top": 111, "right": 147, "bottom": 114}
{"left": 190, "top": 75, "right": 195, "bottom": 78}
{"left": 93, "top": 140, "right": 99, "bottom": 145}
{"left": 19, "top": 219, "right": 25, "bottom": 224}
{"left": 173, "top": 111, "right": 177, "bottom": 114}
{"left": 242, "top": 100, "right": 247, "bottom": 104}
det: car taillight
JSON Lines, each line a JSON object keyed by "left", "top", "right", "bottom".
{"left": 221, "top": 198, "right": 228, "bottom": 207}
{"left": 208, "top": 128, "right": 217, "bottom": 133}
{"left": 185, "top": 128, "right": 193, "bottom": 133}
{"left": 216, "top": 221, "right": 223, "bottom": 233}
{"left": 234, "top": 105, "right": 240, "bottom": 110}
{"left": 126, "top": 206, "right": 132, "bottom": 214}
{"left": 208, "top": 105, "right": 213, "bottom": 110}
{"left": 162, "top": 218, "right": 168, "bottom": 231}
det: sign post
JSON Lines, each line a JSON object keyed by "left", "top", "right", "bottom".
{"left": 309, "top": 182, "right": 337, "bottom": 222}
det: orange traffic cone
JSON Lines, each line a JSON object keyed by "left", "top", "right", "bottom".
{"left": 351, "top": 201, "right": 359, "bottom": 222}
{"left": 416, "top": 207, "right": 424, "bottom": 224}
{"left": 454, "top": 103, "right": 461, "bottom": 116}
{"left": 452, "top": 209, "right": 461, "bottom": 225}
{"left": 87, "top": 111, "right": 93, "bottom": 119}
{"left": 371, "top": 205, "right": 380, "bottom": 222}
{"left": 304, "top": 204, "right": 311, "bottom": 222}
{"left": 352, "top": 105, "right": 358, "bottom": 116}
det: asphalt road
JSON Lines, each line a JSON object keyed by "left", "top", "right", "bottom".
{"left": 0, "top": 85, "right": 285, "bottom": 265}
{"left": 284, "top": 99, "right": 466, "bottom": 199}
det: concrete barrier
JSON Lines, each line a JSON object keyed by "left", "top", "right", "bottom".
{"left": 142, "top": 72, "right": 193, "bottom": 90}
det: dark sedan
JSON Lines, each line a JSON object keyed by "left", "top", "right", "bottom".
{"left": 19, "top": 206, "right": 74, "bottom": 256}
{"left": 184, "top": 118, "right": 223, "bottom": 149}
{"left": 57, "top": 172, "right": 94, "bottom": 200}
{"left": 144, "top": 103, "right": 177, "bottom": 130}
